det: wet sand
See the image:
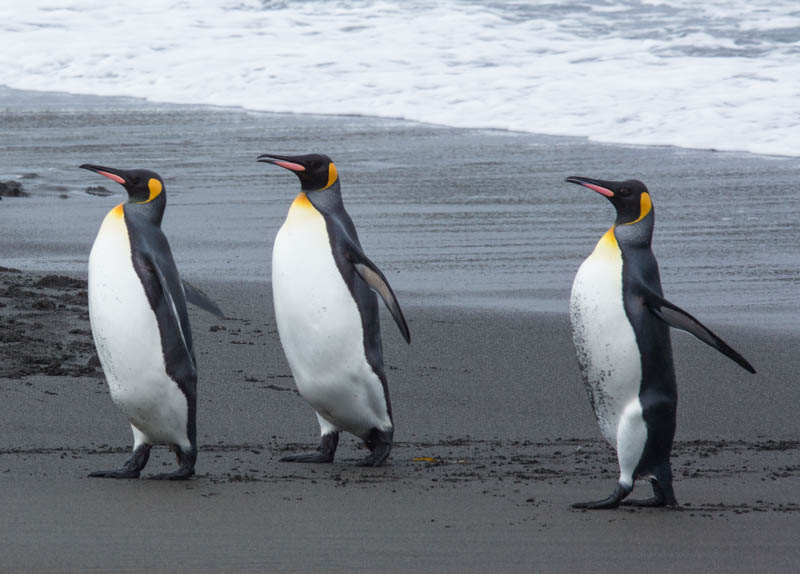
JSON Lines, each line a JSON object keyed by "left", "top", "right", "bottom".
{"left": 1, "top": 268, "right": 798, "bottom": 573}
{"left": 2, "top": 88, "right": 799, "bottom": 571}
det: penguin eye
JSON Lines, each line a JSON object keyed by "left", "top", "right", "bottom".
{"left": 618, "top": 187, "right": 630, "bottom": 197}
{"left": 131, "top": 176, "right": 140, "bottom": 185}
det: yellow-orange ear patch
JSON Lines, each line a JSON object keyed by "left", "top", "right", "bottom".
{"left": 141, "top": 178, "right": 163, "bottom": 203}
{"left": 324, "top": 162, "right": 338, "bottom": 190}
{"left": 628, "top": 192, "right": 652, "bottom": 225}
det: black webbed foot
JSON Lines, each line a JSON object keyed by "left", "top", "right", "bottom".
{"left": 357, "top": 428, "right": 392, "bottom": 467}
{"left": 572, "top": 483, "right": 631, "bottom": 510}
{"left": 89, "top": 444, "right": 151, "bottom": 479}
{"left": 281, "top": 450, "right": 335, "bottom": 463}
{"left": 281, "top": 432, "right": 338, "bottom": 464}
{"left": 620, "top": 497, "right": 676, "bottom": 508}
{"left": 150, "top": 445, "right": 196, "bottom": 480}
{"left": 621, "top": 478, "right": 678, "bottom": 508}
{"left": 88, "top": 468, "right": 142, "bottom": 479}
{"left": 149, "top": 466, "right": 195, "bottom": 481}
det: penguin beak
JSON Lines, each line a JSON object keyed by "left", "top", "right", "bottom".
{"left": 79, "top": 164, "right": 130, "bottom": 186}
{"left": 256, "top": 154, "right": 306, "bottom": 173}
{"left": 565, "top": 176, "right": 615, "bottom": 198}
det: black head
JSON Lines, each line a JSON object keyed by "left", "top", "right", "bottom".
{"left": 80, "top": 164, "right": 165, "bottom": 205}
{"left": 565, "top": 176, "right": 652, "bottom": 226}
{"left": 257, "top": 153, "right": 339, "bottom": 192}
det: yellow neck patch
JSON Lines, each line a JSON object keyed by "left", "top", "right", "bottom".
{"left": 286, "top": 192, "right": 321, "bottom": 224}
{"left": 137, "top": 178, "right": 163, "bottom": 204}
{"left": 323, "top": 162, "right": 338, "bottom": 190}
{"left": 110, "top": 203, "right": 125, "bottom": 218}
{"left": 626, "top": 192, "right": 652, "bottom": 225}
{"left": 592, "top": 226, "right": 620, "bottom": 259}
{"left": 292, "top": 191, "right": 313, "bottom": 209}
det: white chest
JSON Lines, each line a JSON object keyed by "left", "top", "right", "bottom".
{"left": 88, "top": 206, "right": 188, "bottom": 446}
{"left": 570, "top": 228, "right": 642, "bottom": 444}
{"left": 271, "top": 196, "right": 390, "bottom": 435}
{"left": 271, "top": 201, "right": 366, "bottom": 385}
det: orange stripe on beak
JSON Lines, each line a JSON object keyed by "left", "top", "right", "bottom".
{"left": 581, "top": 182, "right": 614, "bottom": 197}
{"left": 273, "top": 160, "right": 306, "bottom": 172}
{"left": 97, "top": 170, "right": 126, "bottom": 185}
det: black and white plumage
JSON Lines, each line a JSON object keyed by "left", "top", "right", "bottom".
{"left": 259, "top": 153, "right": 409, "bottom": 467}
{"left": 82, "top": 164, "right": 222, "bottom": 480}
{"left": 566, "top": 176, "right": 755, "bottom": 509}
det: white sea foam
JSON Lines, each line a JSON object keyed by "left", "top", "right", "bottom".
{"left": 1, "top": 0, "right": 798, "bottom": 156}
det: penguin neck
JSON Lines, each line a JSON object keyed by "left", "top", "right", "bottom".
{"left": 123, "top": 194, "right": 166, "bottom": 227}
{"left": 305, "top": 180, "right": 344, "bottom": 216}
{"left": 613, "top": 212, "right": 654, "bottom": 249}
{"left": 287, "top": 192, "right": 321, "bottom": 222}
{"left": 303, "top": 180, "right": 362, "bottom": 246}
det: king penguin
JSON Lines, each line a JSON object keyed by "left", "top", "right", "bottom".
{"left": 81, "top": 164, "right": 223, "bottom": 480}
{"left": 566, "top": 175, "right": 755, "bottom": 509}
{"left": 258, "top": 153, "right": 410, "bottom": 467}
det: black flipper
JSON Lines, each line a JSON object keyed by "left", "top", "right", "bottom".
{"left": 646, "top": 292, "right": 756, "bottom": 374}
{"left": 182, "top": 279, "right": 225, "bottom": 318}
{"left": 346, "top": 244, "right": 410, "bottom": 344}
{"left": 149, "top": 256, "right": 195, "bottom": 372}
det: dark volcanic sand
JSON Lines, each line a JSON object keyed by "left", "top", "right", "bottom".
{"left": 1, "top": 268, "right": 799, "bottom": 573}
{"left": 2, "top": 87, "right": 799, "bottom": 572}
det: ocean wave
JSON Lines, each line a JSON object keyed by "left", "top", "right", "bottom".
{"left": 1, "top": 0, "right": 798, "bottom": 156}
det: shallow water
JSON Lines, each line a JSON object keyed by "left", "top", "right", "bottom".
{"left": 1, "top": 88, "right": 798, "bottom": 330}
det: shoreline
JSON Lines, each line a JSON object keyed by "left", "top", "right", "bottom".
{"left": 3, "top": 84, "right": 798, "bottom": 161}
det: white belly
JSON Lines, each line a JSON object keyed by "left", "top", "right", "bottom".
{"left": 570, "top": 229, "right": 642, "bottom": 447}
{"left": 88, "top": 205, "right": 189, "bottom": 448}
{"left": 271, "top": 197, "right": 391, "bottom": 438}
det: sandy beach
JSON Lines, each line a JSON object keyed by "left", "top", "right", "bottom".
{"left": 1, "top": 267, "right": 798, "bottom": 573}
{"left": 1, "top": 89, "right": 799, "bottom": 572}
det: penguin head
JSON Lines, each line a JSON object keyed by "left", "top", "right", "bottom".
{"left": 257, "top": 153, "right": 339, "bottom": 192}
{"left": 80, "top": 164, "right": 166, "bottom": 205}
{"left": 565, "top": 176, "right": 652, "bottom": 226}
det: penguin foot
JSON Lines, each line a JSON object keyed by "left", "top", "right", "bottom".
{"left": 88, "top": 444, "right": 151, "bottom": 479}
{"left": 571, "top": 496, "right": 621, "bottom": 510}
{"left": 149, "top": 446, "right": 196, "bottom": 480}
{"left": 356, "top": 445, "right": 391, "bottom": 467}
{"left": 281, "top": 432, "right": 338, "bottom": 464}
{"left": 88, "top": 468, "right": 141, "bottom": 479}
{"left": 280, "top": 450, "right": 335, "bottom": 463}
{"left": 357, "top": 428, "right": 392, "bottom": 467}
{"left": 571, "top": 483, "right": 631, "bottom": 510}
{"left": 149, "top": 466, "right": 195, "bottom": 481}
{"left": 621, "top": 480, "right": 678, "bottom": 508}
{"left": 620, "top": 497, "right": 679, "bottom": 508}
